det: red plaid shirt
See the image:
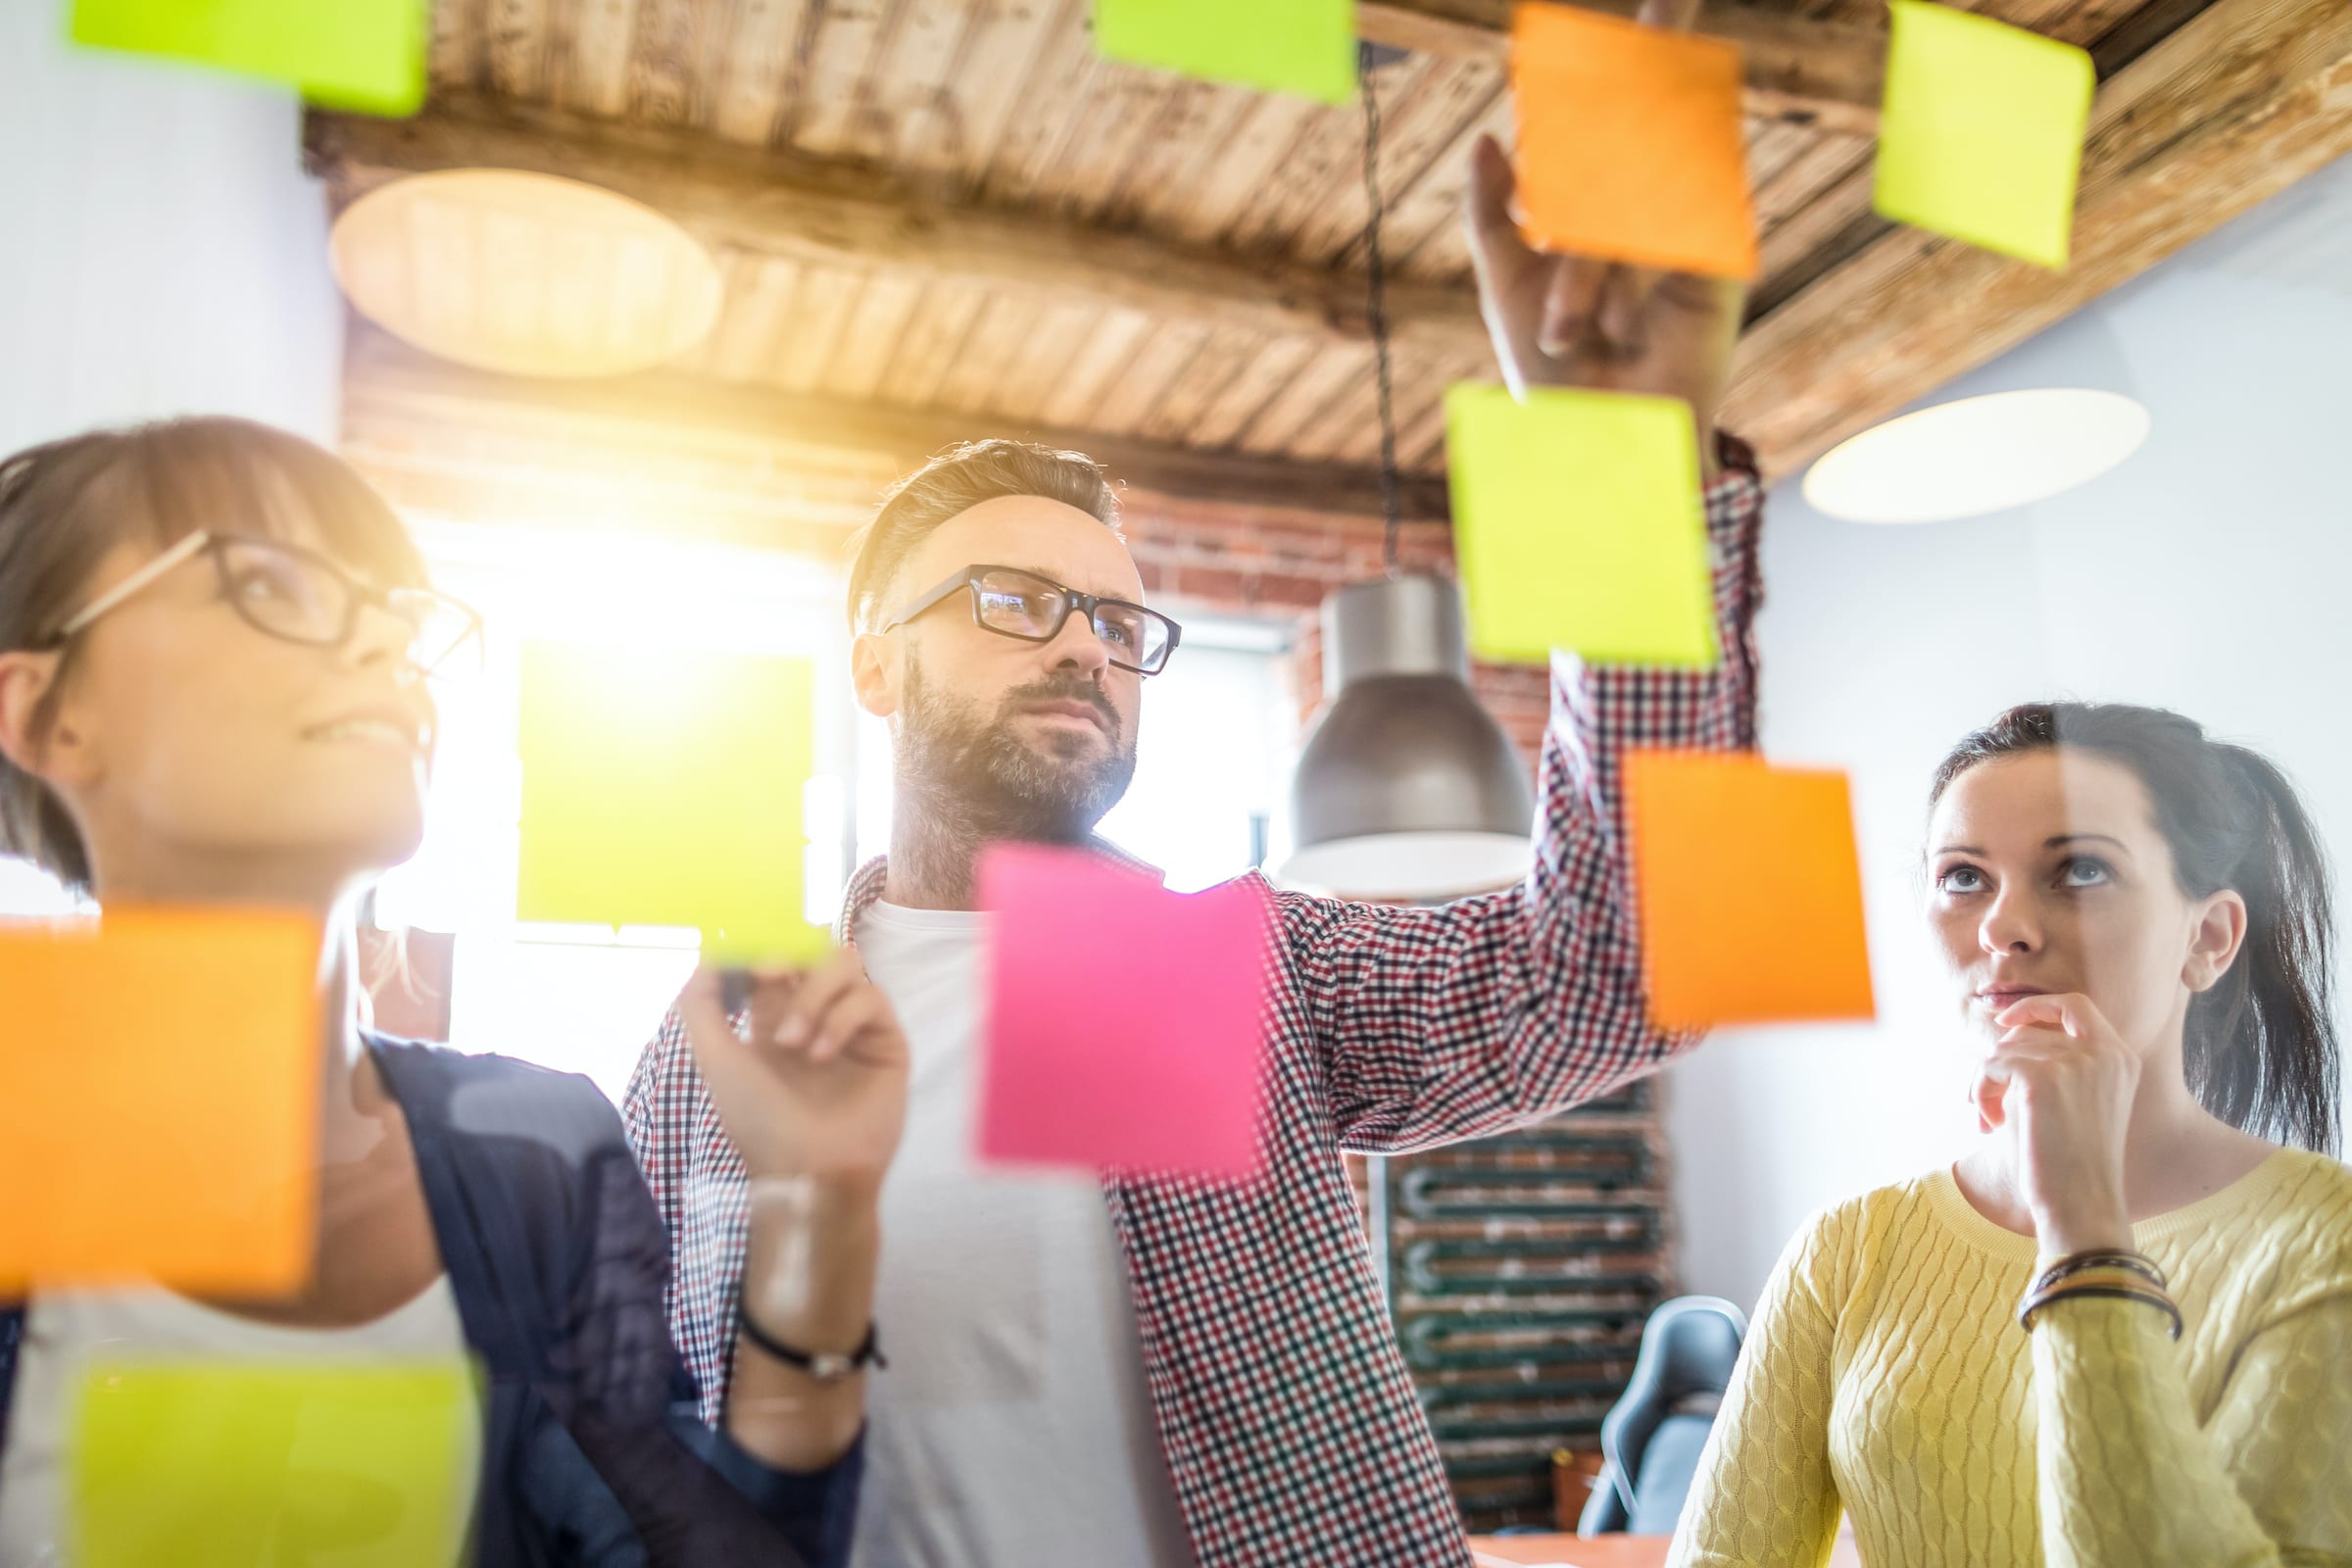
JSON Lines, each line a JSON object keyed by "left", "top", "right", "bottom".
{"left": 623, "top": 458, "right": 1764, "bottom": 1565}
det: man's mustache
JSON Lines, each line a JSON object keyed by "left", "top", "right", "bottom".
{"left": 997, "top": 676, "right": 1119, "bottom": 739}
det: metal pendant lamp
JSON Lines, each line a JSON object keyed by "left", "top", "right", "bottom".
{"left": 1275, "top": 48, "right": 1534, "bottom": 901}
{"left": 1281, "top": 573, "right": 1535, "bottom": 898}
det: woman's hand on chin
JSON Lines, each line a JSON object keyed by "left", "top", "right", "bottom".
{"left": 1973, "top": 991, "right": 2139, "bottom": 1255}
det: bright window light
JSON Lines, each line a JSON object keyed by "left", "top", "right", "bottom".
{"left": 1803, "top": 388, "right": 2151, "bottom": 524}
{"left": 379, "top": 523, "right": 1295, "bottom": 1100}
{"left": 0, "top": 521, "right": 1298, "bottom": 1103}
{"left": 0, "top": 856, "right": 81, "bottom": 919}
{"left": 1095, "top": 624, "right": 1293, "bottom": 894}
{"left": 373, "top": 517, "right": 858, "bottom": 1100}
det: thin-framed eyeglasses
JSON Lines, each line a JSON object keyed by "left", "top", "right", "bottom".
{"left": 880, "top": 564, "right": 1182, "bottom": 676}
{"left": 40, "top": 530, "right": 484, "bottom": 677}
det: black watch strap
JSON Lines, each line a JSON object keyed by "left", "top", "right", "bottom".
{"left": 736, "top": 1300, "right": 887, "bottom": 1382}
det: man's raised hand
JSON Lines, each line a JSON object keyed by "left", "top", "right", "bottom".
{"left": 1459, "top": 0, "right": 1746, "bottom": 469}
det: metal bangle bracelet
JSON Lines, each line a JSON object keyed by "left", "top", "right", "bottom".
{"left": 2018, "top": 1282, "right": 2183, "bottom": 1342}
{"left": 2033, "top": 1249, "right": 2168, "bottom": 1296}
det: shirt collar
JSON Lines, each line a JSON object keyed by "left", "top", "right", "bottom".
{"left": 835, "top": 835, "right": 1163, "bottom": 946}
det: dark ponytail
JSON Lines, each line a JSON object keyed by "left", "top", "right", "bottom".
{"left": 1930, "top": 703, "right": 2341, "bottom": 1156}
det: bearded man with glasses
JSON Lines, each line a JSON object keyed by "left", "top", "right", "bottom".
{"left": 624, "top": 125, "right": 1760, "bottom": 1568}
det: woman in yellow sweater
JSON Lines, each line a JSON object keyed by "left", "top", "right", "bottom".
{"left": 1669, "top": 701, "right": 2352, "bottom": 1567}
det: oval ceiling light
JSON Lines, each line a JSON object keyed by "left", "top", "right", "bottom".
{"left": 1803, "top": 388, "right": 2151, "bottom": 524}
{"left": 330, "top": 170, "right": 724, "bottom": 378}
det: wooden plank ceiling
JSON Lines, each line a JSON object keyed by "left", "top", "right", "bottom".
{"left": 315, "top": 0, "right": 2352, "bottom": 519}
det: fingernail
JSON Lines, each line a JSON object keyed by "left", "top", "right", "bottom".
{"left": 719, "top": 971, "right": 752, "bottom": 1014}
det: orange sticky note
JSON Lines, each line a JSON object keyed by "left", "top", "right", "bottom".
{"left": 0, "top": 908, "right": 321, "bottom": 1294}
{"left": 1626, "top": 752, "right": 1874, "bottom": 1028}
{"left": 1509, "top": 2, "right": 1758, "bottom": 280}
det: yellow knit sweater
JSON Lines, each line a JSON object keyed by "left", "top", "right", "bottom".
{"left": 1667, "top": 1148, "right": 2352, "bottom": 1567}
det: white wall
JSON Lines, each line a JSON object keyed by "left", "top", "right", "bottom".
{"left": 1666, "top": 150, "right": 2352, "bottom": 1307}
{"left": 0, "top": 1, "right": 344, "bottom": 915}
{"left": 0, "top": 0, "right": 343, "bottom": 453}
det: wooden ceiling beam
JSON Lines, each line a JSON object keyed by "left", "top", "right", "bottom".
{"left": 1357, "top": 0, "right": 1887, "bottom": 135}
{"left": 342, "top": 326, "right": 1453, "bottom": 522}
{"left": 304, "top": 94, "right": 1490, "bottom": 363}
{"left": 1723, "top": 0, "right": 2352, "bottom": 479}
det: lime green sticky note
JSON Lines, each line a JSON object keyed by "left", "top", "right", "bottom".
{"left": 1094, "top": 0, "right": 1355, "bottom": 105}
{"left": 1445, "top": 383, "right": 1717, "bottom": 668}
{"left": 517, "top": 642, "right": 830, "bottom": 963}
{"left": 1873, "top": 0, "right": 2093, "bottom": 270}
{"left": 73, "top": 1359, "right": 477, "bottom": 1568}
{"left": 71, "top": 0, "right": 427, "bottom": 117}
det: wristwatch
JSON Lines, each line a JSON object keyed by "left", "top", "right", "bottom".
{"left": 736, "top": 1299, "right": 887, "bottom": 1383}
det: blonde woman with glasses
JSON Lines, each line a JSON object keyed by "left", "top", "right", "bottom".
{"left": 0, "top": 416, "right": 903, "bottom": 1567}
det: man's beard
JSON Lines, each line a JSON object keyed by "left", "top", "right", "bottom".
{"left": 895, "top": 657, "right": 1138, "bottom": 845}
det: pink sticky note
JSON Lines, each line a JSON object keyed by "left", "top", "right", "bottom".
{"left": 977, "top": 847, "right": 1274, "bottom": 1180}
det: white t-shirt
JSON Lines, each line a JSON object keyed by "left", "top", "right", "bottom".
{"left": 849, "top": 899, "right": 1196, "bottom": 1568}
{"left": 0, "top": 1277, "right": 478, "bottom": 1568}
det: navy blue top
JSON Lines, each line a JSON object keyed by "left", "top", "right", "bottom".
{"left": 0, "top": 1036, "right": 860, "bottom": 1567}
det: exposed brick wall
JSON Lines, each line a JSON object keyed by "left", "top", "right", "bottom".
{"left": 1116, "top": 497, "right": 1449, "bottom": 612}
{"left": 1468, "top": 662, "right": 1552, "bottom": 769}
{"left": 1117, "top": 501, "right": 1549, "bottom": 769}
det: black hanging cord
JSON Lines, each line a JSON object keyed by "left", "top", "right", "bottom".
{"left": 1357, "top": 44, "right": 1403, "bottom": 575}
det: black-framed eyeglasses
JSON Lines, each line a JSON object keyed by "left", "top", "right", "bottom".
{"left": 42, "top": 530, "right": 484, "bottom": 678}
{"left": 880, "top": 564, "right": 1183, "bottom": 676}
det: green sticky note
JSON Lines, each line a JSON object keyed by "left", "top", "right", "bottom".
{"left": 71, "top": 0, "right": 427, "bottom": 117}
{"left": 1445, "top": 383, "right": 1717, "bottom": 668}
{"left": 1094, "top": 0, "right": 1355, "bottom": 105}
{"left": 73, "top": 1360, "right": 476, "bottom": 1568}
{"left": 517, "top": 642, "right": 830, "bottom": 964}
{"left": 1873, "top": 0, "right": 2093, "bottom": 270}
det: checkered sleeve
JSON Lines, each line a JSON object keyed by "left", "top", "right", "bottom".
{"left": 622, "top": 1003, "right": 747, "bottom": 1425}
{"left": 1289, "top": 444, "right": 1765, "bottom": 1154}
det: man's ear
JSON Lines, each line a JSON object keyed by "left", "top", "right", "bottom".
{"left": 0, "top": 649, "right": 73, "bottom": 779}
{"left": 850, "top": 630, "right": 900, "bottom": 720}
{"left": 2183, "top": 888, "right": 2250, "bottom": 994}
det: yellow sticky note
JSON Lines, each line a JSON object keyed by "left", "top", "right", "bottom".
{"left": 1093, "top": 0, "right": 1356, "bottom": 106}
{"left": 1626, "top": 751, "right": 1876, "bottom": 1029}
{"left": 0, "top": 908, "right": 321, "bottom": 1295}
{"left": 1444, "top": 383, "right": 1717, "bottom": 668}
{"left": 516, "top": 642, "right": 829, "bottom": 963}
{"left": 71, "top": 0, "right": 428, "bottom": 117}
{"left": 1874, "top": 0, "right": 2094, "bottom": 270}
{"left": 73, "top": 1359, "right": 477, "bottom": 1568}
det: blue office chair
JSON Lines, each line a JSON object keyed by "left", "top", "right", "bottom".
{"left": 1577, "top": 1295, "right": 1748, "bottom": 1537}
